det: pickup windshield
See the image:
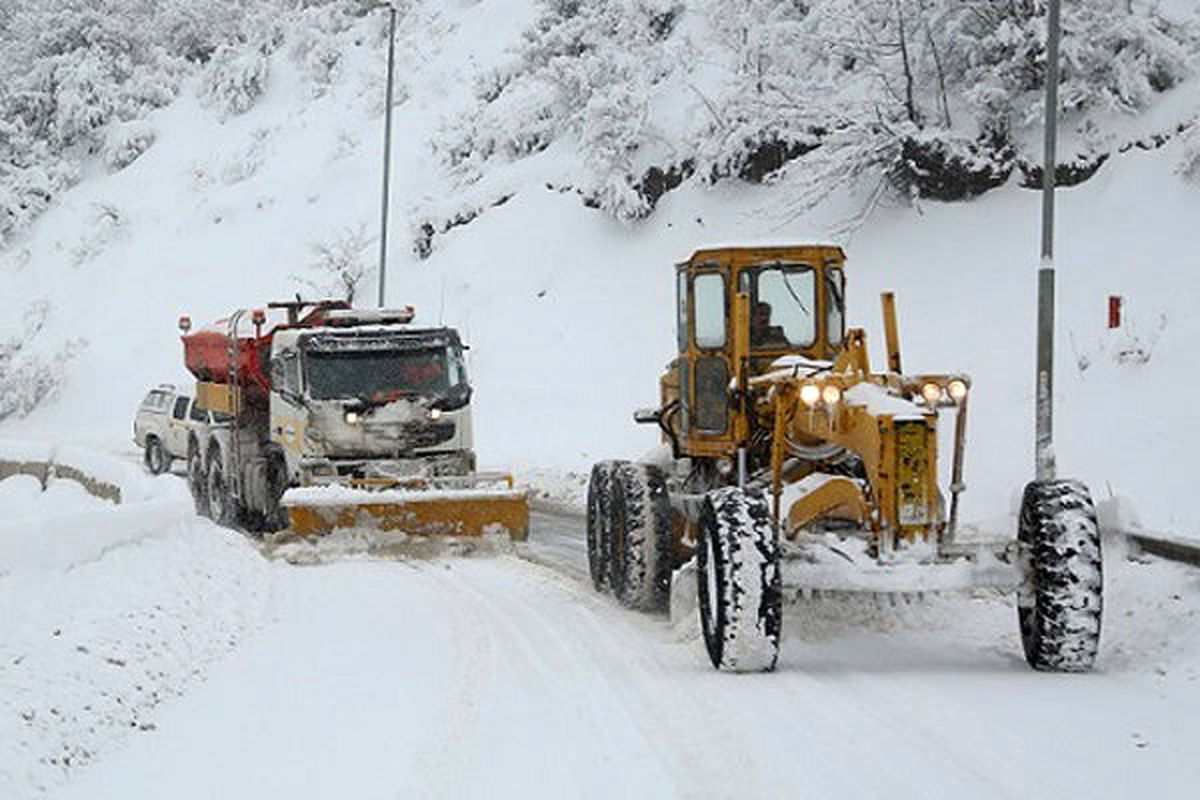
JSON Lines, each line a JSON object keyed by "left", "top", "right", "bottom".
{"left": 304, "top": 346, "right": 468, "bottom": 407}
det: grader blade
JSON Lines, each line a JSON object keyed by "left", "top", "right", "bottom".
{"left": 281, "top": 474, "right": 529, "bottom": 541}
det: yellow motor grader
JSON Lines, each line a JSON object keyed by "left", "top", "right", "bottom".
{"left": 587, "top": 245, "right": 1102, "bottom": 672}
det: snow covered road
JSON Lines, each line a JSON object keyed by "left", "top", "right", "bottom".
{"left": 43, "top": 511, "right": 1200, "bottom": 800}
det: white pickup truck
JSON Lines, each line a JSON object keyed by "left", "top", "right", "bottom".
{"left": 133, "top": 385, "right": 225, "bottom": 474}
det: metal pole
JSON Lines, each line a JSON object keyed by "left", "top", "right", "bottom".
{"left": 377, "top": 5, "right": 397, "bottom": 309}
{"left": 1035, "top": 0, "right": 1060, "bottom": 482}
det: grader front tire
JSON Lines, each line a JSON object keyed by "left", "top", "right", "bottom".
{"left": 697, "top": 487, "right": 782, "bottom": 672}
{"left": 1018, "top": 479, "right": 1103, "bottom": 672}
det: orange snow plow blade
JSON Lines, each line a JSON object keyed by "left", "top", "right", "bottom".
{"left": 281, "top": 473, "right": 529, "bottom": 541}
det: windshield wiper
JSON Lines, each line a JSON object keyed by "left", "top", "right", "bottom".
{"left": 781, "top": 270, "right": 811, "bottom": 316}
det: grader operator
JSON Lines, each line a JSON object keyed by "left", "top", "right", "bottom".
{"left": 587, "top": 245, "right": 1102, "bottom": 674}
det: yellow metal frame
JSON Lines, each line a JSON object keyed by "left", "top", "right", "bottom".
{"left": 661, "top": 245, "right": 968, "bottom": 551}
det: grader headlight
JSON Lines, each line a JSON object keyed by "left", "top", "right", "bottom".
{"left": 821, "top": 385, "right": 842, "bottom": 406}
{"left": 920, "top": 382, "right": 943, "bottom": 405}
{"left": 947, "top": 379, "right": 968, "bottom": 403}
{"left": 800, "top": 384, "right": 821, "bottom": 407}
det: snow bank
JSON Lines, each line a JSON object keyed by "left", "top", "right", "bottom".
{"left": 0, "top": 443, "right": 272, "bottom": 798}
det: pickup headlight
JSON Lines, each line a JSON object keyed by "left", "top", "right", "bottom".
{"left": 344, "top": 410, "right": 360, "bottom": 425}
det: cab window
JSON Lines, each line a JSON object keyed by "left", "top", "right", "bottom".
{"left": 676, "top": 269, "right": 688, "bottom": 352}
{"left": 189, "top": 400, "right": 207, "bottom": 423}
{"left": 693, "top": 272, "right": 726, "bottom": 349}
{"left": 826, "top": 267, "right": 845, "bottom": 347}
{"left": 172, "top": 396, "right": 189, "bottom": 420}
{"left": 749, "top": 265, "right": 816, "bottom": 349}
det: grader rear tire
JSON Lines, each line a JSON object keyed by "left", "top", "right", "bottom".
{"left": 697, "top": 486, "right": 781, "bottom": 672}
{"left": 1018, "top": 479, "right": 1103, "bottom": 672}
{"left": 586, "top": 461, "right": 621, "bottom": 592}
{"left": 608, "top": 462, "right": 672, "bottom": 613}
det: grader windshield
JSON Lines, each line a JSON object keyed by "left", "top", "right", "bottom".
{"left": 742, "top": 265, "right": 818, "bottom": 350}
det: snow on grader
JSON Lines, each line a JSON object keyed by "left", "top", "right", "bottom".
{"left": 177, "top": 299, "right": 528, "bottom": 550}
{"left": 588, "top": 246, "right": 1102, "bottom": 673}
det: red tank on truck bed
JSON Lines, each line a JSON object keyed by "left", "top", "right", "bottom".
{"left": 180, "top": 301, "right": 353, "bottom": 397}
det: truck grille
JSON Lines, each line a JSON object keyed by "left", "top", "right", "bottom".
{"left": 399, "top": 420, "right": 456, "bottom": 449}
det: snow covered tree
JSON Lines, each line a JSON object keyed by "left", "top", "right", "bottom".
{"left": 294, "top": 224, "right": 377, "bottom": 306}
{"left": 0, "top": 301, "right": 85, "bottom": 422}
{"left": 439, "top": 0, "right": 684, "bottom": 219}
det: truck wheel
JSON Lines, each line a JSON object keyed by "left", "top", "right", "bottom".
{"left": 586, "top": 461, "right": 620, "bottom": 592}
{"left": 207, "top": 456, "right": 239, "bottom": 528}
{"left": 144, "top": 437, "right": 168, "bottom": 475}
{"left": 188, "top": 444, "right": 210, "bottom": 518}
{"left": 697, "top": 486, "right": 781, "bottom": 672}
{"left": 1018, "top": 479, "right": 1103, "bottom": 672}
{"left": 608, "top": 462, "right": 672, "bottom": 613}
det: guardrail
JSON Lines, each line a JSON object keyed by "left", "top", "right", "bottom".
{"left": 0, "top": 439, "right": 191, "bottom": 576}
{"left": 0, "top": 457, "right": 123, "bottom": 504}
{"left": 1127, "top": 531, "right": 1200, "bottom": 569}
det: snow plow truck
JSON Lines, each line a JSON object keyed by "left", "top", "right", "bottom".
{"left": 177, "top": 298, "right": 528, "bottom": 540}
{"left": 588, "top": 245, "right": 1102, "bottom": 673}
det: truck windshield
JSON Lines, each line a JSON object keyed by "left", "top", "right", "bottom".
{"left": 304, "top": 346, "right": 468, "bottom": 407}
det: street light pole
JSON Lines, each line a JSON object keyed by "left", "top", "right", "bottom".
{"left": 1035, "top": 0, "right": 1061, "bottom": 482}
{"left": 377, "top": 3, "right": 397, "bottom": 309}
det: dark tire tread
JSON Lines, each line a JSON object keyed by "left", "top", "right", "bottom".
{"left": 697, "top": 486, "right": 782, "bottom": 672}
{"left": 1018, "top": 479, "right": 1103, "bottom": 672}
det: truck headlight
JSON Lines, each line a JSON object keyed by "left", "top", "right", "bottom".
{"left": 800, "top": 384, "right": 821, "bottom": 406}
{"left": 920, "top": 383, "right": 943, "bottom": 405}
{"left": 345, "top": 410, "right": 360, "bottom": 425}
{"left": 947, "top": 379, "right": 968, "bottom": 403}
{"left": 429, "top": 408, "right": 442, "bottom": 421}
{"left": 821, "top": 385, "right": 841, "bottom": 406}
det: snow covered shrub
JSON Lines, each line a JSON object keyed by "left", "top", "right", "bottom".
{"left": 0, "top": 301, "right": 86, "bottom": 422}
{"left": 202, "top": 44, "right": 271, "bottom": 116}
{"left": 898, "top": 132, "right": 1014, "bottom": 201}
{"left": 70, "top": 202, "right": 125, "bottom": 266}
{"left": 294, "top": 224, "right": 376, "bottom": 304}
{"left": 0, "top": 120, "right": 76, "bottom": 246}
{"left": 438, "top": 0, "right": 682, "bottom": 217}
{"left": 289, "top": 2, "right": 358, "bottom": 92}
{"left": 103, "top": 120, "right": 155, "bottom": 171}
{"left": 219, "top": 127, "right": 273, "bottom": 184}
{"left": 155, "top": 0, "right": 253, "bottom": 64}
{"left": 1180, "top": 120, "right": 1200, "bottom": 182}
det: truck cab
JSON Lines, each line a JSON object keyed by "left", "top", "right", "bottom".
{"left": 268, "top": 324, "right": 476, "bottom": 487}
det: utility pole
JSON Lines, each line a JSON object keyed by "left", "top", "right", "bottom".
{"left": 377, "top": 3, "right": 397, "bottom": 309}
{"left": 1035, "top": 0, "right": 1061, "bottom": 482}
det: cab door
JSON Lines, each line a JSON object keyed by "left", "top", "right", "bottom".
{"left": 268, "top": 347, "right": 307, "bottom": 476}
{"left": 166, "top": 396, "right": 191, "bottom": 456}
{"left": 678, "top": 268, "right": 734, "bottom": 457}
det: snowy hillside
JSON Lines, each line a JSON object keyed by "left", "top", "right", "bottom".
{"left": 1, "top": 0, "right": 1198, "bottom": 536}
{"left": 3, "top": 3, "right": 1200, "bottom": 798}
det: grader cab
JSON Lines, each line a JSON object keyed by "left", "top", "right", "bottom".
{"left": 587, "top": 245, "right": 1102, "bottom": 673}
